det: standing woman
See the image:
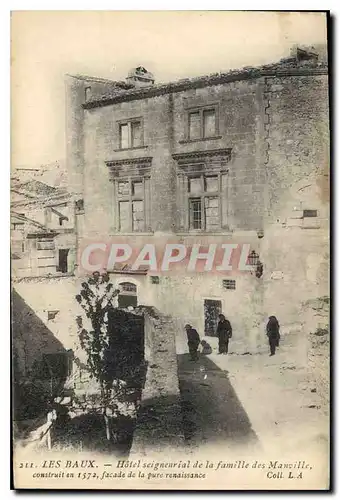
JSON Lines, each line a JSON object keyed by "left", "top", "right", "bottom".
{"left": 266, "top": 316, "right": 280, "bottom": 356}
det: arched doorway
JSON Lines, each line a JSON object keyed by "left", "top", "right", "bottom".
{"left": 118, "top": 282, "right": 138, "bottom": 308}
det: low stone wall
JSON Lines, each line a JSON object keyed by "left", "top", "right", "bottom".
{"left": 129, "top": 307, "right": 184, "bottom": 458}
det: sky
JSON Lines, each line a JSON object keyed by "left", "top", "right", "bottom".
{"left": 11, "top": 11, "right": 328, "bottom": 168}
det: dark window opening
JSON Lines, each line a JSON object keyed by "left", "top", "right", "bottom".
{"left": 247, "top": 250, "right": 260, "bottom": 266}
{"left": 303, "top": 209, "right": 318, "bottom": 218}
{"left": 75, "top": 199, "right": 84, "bottom": 214}
{"left": 41, "top": 351, "right": 73, "bottom": 380}
{"left": 57, "top": 249, "right": 69, "bottom": 273}
{"left": 118, "top": 282, "right": 137, "bottom": 308}
{"left": 150, "top": 276, "right": 160, "bottom": 284}
{"left": 48, "top": 310, "right": 59, "bottom": 321}
{"left": 222, "top": 279, "right": 236, "bottom": 290}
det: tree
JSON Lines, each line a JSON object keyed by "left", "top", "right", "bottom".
{"left": 75, "top": 271, "right": 123, "bottom": 441}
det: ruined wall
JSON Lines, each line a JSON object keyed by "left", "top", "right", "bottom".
{"left": 130, "top": 308, "right": 184, "bottom": 458}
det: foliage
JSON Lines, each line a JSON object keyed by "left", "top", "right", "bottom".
{"left": 75, "top": 272, "right": 124, "bottom": 439}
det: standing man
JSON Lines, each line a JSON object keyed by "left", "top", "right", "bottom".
{"left": 217, "top": 314, "right": 232, "bottom": 354}
{"left": 185, "top": 324, "right": 200, "bottom": 361}
{"left": 266, "top": 316, "right": 280, "bottom": 356}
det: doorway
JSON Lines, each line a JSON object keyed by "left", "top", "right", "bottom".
{"left": 204, "top": 299, "right": 222, "bottom": 336}
{"left": 57, "top": 249, "right": 69, "bottom": 273}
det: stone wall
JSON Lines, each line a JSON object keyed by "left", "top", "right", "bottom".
{"left": 130, "top": 307, "right": 184, "bottom": 458}
{"left": 77, "top": 78, "right": 266, "bottom": 238}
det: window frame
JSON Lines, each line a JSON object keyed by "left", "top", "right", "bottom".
{"left": 186, "top": 105, "right": 219, "bottom": 141}
{"left": 186, "top": 171, "right": 222, "bottom": 232}
{"left": 117, "top": 117, "right": 144, "bottom": 150}
{"left": 115, "top": 176, "right": 147, "bottom": 233}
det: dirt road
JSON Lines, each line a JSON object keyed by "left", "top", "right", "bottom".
{"left": 177, "top": 353, "right": 259, "bottom": 455}
{"left": 177, "top": 335, "right": 328, "bottom": 457}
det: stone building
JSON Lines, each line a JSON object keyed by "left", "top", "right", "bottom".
{"left": 65, "top": 46, "right": 329, "bottom": 351}
{"left": 11, "top": 164, "right": 77, "bottom": 278}
{"left": 11, "top": 165, "right": 79, "bottom": 392}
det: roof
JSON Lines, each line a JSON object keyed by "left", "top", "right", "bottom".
{"left": 83, "top": 55, "right": 328, "bottom": 109}
{"left": 11, "top": 211, "right": 56, "bottom": 236}
{"left": 12, "top": 180, "right": 59, "bottom": 197}
{"left": 11, "top": 179, "right": 70, "bottom": 209}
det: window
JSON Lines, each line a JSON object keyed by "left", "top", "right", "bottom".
{"left": 132, "top": 200, "right": 144, "bottom": 232}
{"left": 189, "top": 198, "right": 202, "bottom": 230}
{"left": 119, "top": 201, "right": 130, "bottom": 232}
{"left": 48, "top": 310, "right": 59, "bottom": 321}
{"left": 203, "top": 109, "right": 216, "bottom": 138}
{"left": 116, "top": 178, "right": 146, "bottom": 232}
{"left": 12, "top": 222, "right": 24, "bottom": 231}
{"left": 37, "top": 238, "right": 55, "bottom": 250}
{"left": 187, "top": 107, "right": 218, "bottom": 140}
{"left": 189, "top": 112, "right": 201, "bottom": 140}
{"left": 118, "top": 282, "right": 137, "bottom": 308}
{"left": 150, "top": 276, "right": 160, "bottom": 284}
{"left": 303, "top": 209, "right": 318, "bottom": 218}
{"left": 57, "top": 249, "right": 69, "bottom": 273}
{"left": 75, "top": 199, "right": 84, "bottom": 214}
{"left": 119, "top": 120, "right": 143, "bottom": 149}
{"left": 222, "top": 279, "right": 236, "bottom": 290}
{"left": 41, "top": 351, "right": 73, "bottom": 380}
{"left": 120, "top": 282, "right": 137, "bottom": 293}
{"left": 187, "top": 174, "right": 221, "bottom": 231}
{"left": 247, "top": 250, "right": 260, "bottom": 267}
{"left": 84, "top": 86, "right": 91, "bottom": 102}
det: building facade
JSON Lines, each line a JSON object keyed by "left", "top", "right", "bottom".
{"left": 65, "top": 47, "right": 329, "bottom": 351}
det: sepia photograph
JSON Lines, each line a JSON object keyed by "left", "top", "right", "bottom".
{"left": 10, "top": 10, "right": 330, "bottom": 490}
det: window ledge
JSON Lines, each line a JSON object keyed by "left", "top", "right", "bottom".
{"left": 179, "top": 136, "right": 222, "bottom": 144}
{"left": 114, "top": 145, "right": 149, "bottom": 152}
{"left": 177, "top": 230, "right": 232, "bottom": 236}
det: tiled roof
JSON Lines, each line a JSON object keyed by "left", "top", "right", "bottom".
{"left": 83, "top": 57, "right": 328, "bottom": 109}
{"left": 11, "top": 211, "right": 56, "bottom": 235}
{"left": 12, "top": 180, "right": 59, "bottom": 197}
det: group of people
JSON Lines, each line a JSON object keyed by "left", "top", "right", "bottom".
{"left": 185, "top": 314, "right": 280, "bottom": 361}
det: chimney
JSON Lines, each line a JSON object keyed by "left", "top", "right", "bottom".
{"left": 126, "top": 66, "right": 155, "bottom": 88}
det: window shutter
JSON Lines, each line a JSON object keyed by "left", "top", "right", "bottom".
{"left": 221, "top": 172, "right": 229, "bottom": 229}
{"left": 144, "top": 177, "right": 151, "bottom": 231}
{"left": 177, "top": 174, "right": 186, "bottom": 230}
